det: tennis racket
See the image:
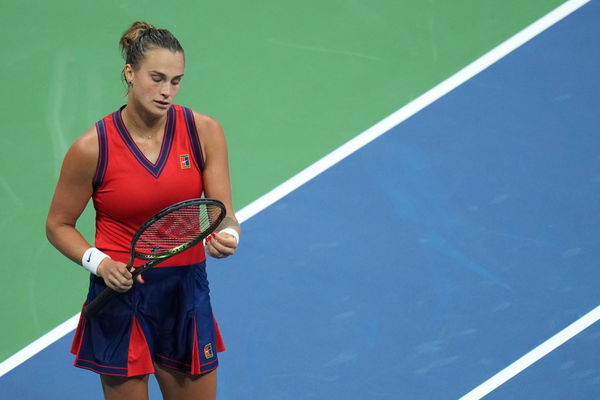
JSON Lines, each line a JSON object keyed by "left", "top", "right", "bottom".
{"left": 83, "top": 198, "right": 226, "bottom": 319}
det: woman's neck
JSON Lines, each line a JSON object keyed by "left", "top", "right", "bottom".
{"left": 121, "top": 102, "right": 166, "bottom": 139}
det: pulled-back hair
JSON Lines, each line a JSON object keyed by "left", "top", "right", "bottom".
{"left": 119, "top": 21, "right": 184, "bottom": 80}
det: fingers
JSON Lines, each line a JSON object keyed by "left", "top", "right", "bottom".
{"left": 205, "top": 232, "right": 237, "bottom": 259}
{"left": 97, "top": 259, "right": 134, "bottom": 292}
{"left": 134, "top": 268, "right": 145, "bottom": 285}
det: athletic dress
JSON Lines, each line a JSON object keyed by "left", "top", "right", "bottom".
{"left": 70, "top": 104, "right": 225, "bottom": 377}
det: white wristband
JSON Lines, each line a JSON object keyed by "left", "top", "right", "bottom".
{"left": 81, "top": 247, "right": 110, "bottom": 276}
{"left": 218, "top": 228, "right": 239, "bottom": 244}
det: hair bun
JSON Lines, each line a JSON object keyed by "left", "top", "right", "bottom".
{"left": 118, "top": 21, "right": 183, "bottom": 78}
{"left": 119, "top": 21, "right": 155, "bottom": 58}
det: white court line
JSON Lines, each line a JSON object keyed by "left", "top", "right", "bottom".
{"left": 0, "top": 0, "right": 591, "bottom": 380}
{"left": 460, "top": 305, "right": 600, "bottom": 400}
{"left": 237, "top": 0, "right": 590, "bottom": 223}
{"left": 0, "top": 314, "right": 80, "bottom": 377}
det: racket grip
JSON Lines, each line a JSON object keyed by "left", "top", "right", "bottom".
{"left": 82, "top": 287, "right": 118, "bottom": 319}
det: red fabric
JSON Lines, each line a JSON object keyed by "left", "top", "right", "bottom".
{"left": 191, "top": 322, "right": 201, "bottom": 375}
{"left": 189, "top": 317, "right": 225, "bottom": 375}
{"left": 127, "top": 317, "right": 154, "bottom": 376}
{"left": 70, "top": 305, "right": 86, "bottom": 356}
{"left": 214, "top": 317, "right": 226, "bottom": 352}
{"left": 93, "top": 105, "right": 205, "bottom": 267}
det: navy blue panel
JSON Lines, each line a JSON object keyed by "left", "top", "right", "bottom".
{"left": 183, "top": 106, "right": 205, "bottom": 171}
{"left": 93, "top": 119, "right": 109, "bottom": 189}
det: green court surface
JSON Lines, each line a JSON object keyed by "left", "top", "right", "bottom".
{"left": 0, "top": 0, "right": 566, "bottom": 364}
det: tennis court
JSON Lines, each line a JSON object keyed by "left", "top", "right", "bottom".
{"left": 1, "top": 0, "right": 599, "bottom": 398}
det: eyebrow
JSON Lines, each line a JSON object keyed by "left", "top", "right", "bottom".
{"left": 150, "top": 71, "right": 185, "bottom": 79}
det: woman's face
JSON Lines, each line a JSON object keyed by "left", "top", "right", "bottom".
{"left": 125, "top": 47, "right": 185, "bottom": 117}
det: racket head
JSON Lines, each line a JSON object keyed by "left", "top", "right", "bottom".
{"left": 131, "top": 198, "right": 226, "bottom": 260}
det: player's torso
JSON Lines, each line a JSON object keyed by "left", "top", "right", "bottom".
{"left": 92, "top": 105, "right": 205, "bottom": 264}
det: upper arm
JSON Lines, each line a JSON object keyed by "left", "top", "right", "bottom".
{"left": 46, "top": 126, "right": 99, "bottom": 230}
{"left": 194, "top": 112, "right": 237, "bottom": 220}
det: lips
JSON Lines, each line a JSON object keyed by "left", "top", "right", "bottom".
{"left": 154, "top": 100, "right": 170, "bottom": 109}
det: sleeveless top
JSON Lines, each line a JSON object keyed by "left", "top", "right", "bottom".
{"left": 92, "top": 105, "right": 206, "bottom": 267}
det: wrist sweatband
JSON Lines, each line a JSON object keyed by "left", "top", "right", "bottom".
{"left": 81, "top": 247, "right": 110, "bottom": 276}
{"left": 219, "top": 228, "right": 240, "bottom": 244}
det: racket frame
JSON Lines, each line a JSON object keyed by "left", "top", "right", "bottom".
{"left": 82, "top": 198, "right": 226, "bottom": 318}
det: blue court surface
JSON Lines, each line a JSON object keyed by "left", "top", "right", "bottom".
{"left": 1, "top": 1, "right": 599, "bottom": 399}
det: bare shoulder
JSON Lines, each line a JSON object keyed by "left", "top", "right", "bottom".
{"left": 63, "top": 125, "right": 99, "bottom": 178}
{"left": 192, "top": 111, "right": 227, "bottom": 156}
{"left": 71, "top": 124, "right": 98, "bottom": 151}
{"left": 193, "top": 111, "right": 225, "bottom": 136}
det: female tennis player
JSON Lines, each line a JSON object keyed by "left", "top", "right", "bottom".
{"left": 46, "top": 21, "right": 239, "bottom": 400}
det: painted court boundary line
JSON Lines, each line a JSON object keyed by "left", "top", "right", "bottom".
{"left": 460, "top": 305, "right": 600, "bottom": 399}
{"left": 0, "top": 0, "right": 590, "bottom": 381}
{"left": 0, "top": 314, "right": 81, "bottom": 377}
{"left": 237, "top": 0, "right": 590, "bottom": 223}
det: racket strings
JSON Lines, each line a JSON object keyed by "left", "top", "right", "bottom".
{"left": 134, "top": 205, "right": 221, "bottom": 256}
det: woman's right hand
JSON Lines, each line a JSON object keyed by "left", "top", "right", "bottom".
{"left": 97, "top": 259, "right": 133, "bottom": 292}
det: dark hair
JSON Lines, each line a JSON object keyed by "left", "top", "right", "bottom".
{"left": 119, "top": 21, "right": 184, "bottom": 82}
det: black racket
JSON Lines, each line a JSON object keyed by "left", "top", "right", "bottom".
{"left": 83, "top": 198, "right": 226, "bottom": 319}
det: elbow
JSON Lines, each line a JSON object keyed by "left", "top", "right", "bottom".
{"left": 45, "top": 217, "right": 57, "bottom": 245}
{"left": 45, "top": 216, "right": 67, "bottom": 246}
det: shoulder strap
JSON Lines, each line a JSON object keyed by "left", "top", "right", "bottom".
{"left": 93, "top": 118, "right": 109, "bottom": 190}
{"left": 182, "top": 107, "right": 205, "bottom": 171}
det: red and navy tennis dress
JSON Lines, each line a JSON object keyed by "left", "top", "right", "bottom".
{"left": 71, "top": 105, "right": 225, "bottom": 377}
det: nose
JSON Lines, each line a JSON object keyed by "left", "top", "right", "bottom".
{"left": 160, "top": 82, "right": 172, "bottom": 98}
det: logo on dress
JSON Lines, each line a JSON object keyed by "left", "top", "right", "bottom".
{"left": 204, "top": 343, "right": 214, "bottom": 359}
{"left": 180, "top": 154, "right": 191, "bottom": 169}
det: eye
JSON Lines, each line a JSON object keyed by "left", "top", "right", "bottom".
{"left": 152, "top": 75, "right": 162, "bottom": 82}
{"left": 172, "top": 77, "right": 182, "bottom": 85}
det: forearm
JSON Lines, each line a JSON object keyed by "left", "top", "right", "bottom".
{"left": 46, "top": 222, "right": 92, "bottom": 266}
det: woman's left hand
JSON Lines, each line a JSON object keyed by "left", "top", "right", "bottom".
{"left": 205, "top": 231, "right": 238, "bottom": 258}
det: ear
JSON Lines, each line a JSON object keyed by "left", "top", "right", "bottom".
{"left": 123, "top": 64, "right": 135, "bottom": 83}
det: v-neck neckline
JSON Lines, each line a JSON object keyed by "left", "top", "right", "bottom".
{"left": 113, "top": 105, "right": 176, "bottom": 178}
